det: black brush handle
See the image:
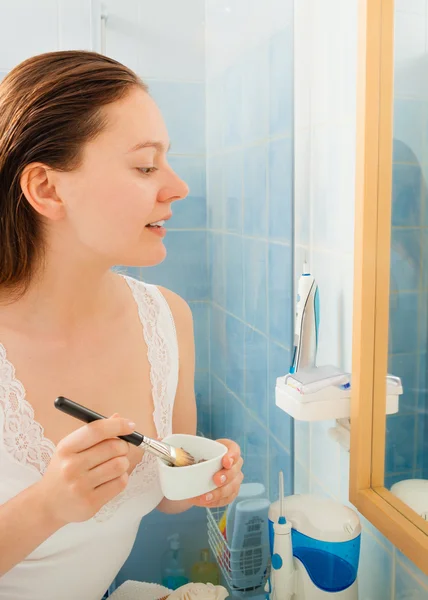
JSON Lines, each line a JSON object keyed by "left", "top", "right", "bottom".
{"left": 54, "top": 396, "right": 145, "bottom": 446}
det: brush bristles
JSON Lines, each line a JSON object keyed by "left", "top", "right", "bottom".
{"left": 174, "top": 447, "right": 196, "bottom": 467}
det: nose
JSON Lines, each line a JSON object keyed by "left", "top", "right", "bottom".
{"left": 160, "top": 168, "right": 189, "bottom": 204}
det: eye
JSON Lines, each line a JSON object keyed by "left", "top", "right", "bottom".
{"left": 137, "top": 167, "right": 158, "bottom": 175}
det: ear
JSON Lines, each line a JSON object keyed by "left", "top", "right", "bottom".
{"left": 20, "top": 163, "right": 65, "bottom": 221}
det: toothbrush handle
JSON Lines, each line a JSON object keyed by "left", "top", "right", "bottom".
{"left": 54, "top": 396, "right": 145, "bottom": 446}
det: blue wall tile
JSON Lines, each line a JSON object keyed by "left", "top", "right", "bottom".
{"left": 385, "top": 414, "right": 417, "bottom": 473}
{"left": 149, "top": 81, "right": 205, "bottom": 155}
{"left": 396, "top": 554, "right": 428, "bottom": 599}
{"left": 205, "top": 22, "right": 295, "bottom": 520}
{"left": 208, "top": 154, "right": 224, "bottom": 230}
{"left": 210, "top": 305, "right": 226, "bottom": 382}
{"left": 390, "top": 229, "right": 421, "bottom": 292}
{"left": 210, "top": 376, "right": 226, "bottom": 441}
{"left": 167, "top": 155, "right": 206, "bottom": 229}
{"left": 170, "top": 195, "right": 206, "bottom": 230}
{"left": 243, "top": 144, "right": 268, "bottom": 237}
{"left": 145, "top": 231, "right": 208, "bottom": 301}
{"left": 389, "top": 292, "right": 419, "bottom": 354}
{"left": 195, "top": 371, "right": 210, "bottom": 437}
{"left": 269, "top": 28, "right": 293, "bottom": 137}
{"left": 393, "top": 139, "right": 419, "bottom": 163}
{"left": 269, "top": 137, "right": 293, "bottom": 241}
{"left": 207, "top": 76, "right": 224, "bottom": 154}
{"left": 224, "top": 392, "right": 247, "bottom": 454}
{"left": 244, "top": 412, "right": 269, "bottom": 489}
{"left": 384, "top": 472, "right": 415, "bottom": 490}
{"left": 418, "top": 293, "right": 428, "bottom": 353}
{"left": 226, "top": 314, "right": 245, "bottom": 397}
{"left": 210, "top": 233, "right": 225, "bottom": 307}
{"left": 389, "top": 353, "right": 418, "bottom": 412}
{"left": 167, "top": 155, "right": 206, "bottom": 197}
{"left": 115, "top": 266, "right": 142, "bottom": 280}
{"left": 245, "top": 328, "right": 268, "bottom": 424}
{"left": 393, "top": 99, "right": 424, "bottom": 164}
{"left": 224, "top": 150, "right": 243, "bottom": 234}
{"left": 242, "top": 44, "right": 269, "bottom": 144}
{"left": 268, "top": 242, "right": 293, "bottom": 345}
{"left": 190, "top": 301, "right": 209, "bottom": 372}
{"left": 416, "top": 412, "right": 426, "bottom": 474}
{"left": 358, "top": 533, "right": 393, "bottom": 600}
{"left": 396, "top": 551, "right": 428, "bottom": 591}
{"left": 244, "top": 238, "right": 267, "bottom": 333}
{"left": 225, "top": 234, "right": 244, "bottom": 319}
{"left": 269, "top": 341, "right": 292, "bottom": 451}
{"left": 295, "top": 421, "right": 310, "bottom": 470}
{"left": 310, "top": 420, "right": 341, "bottom": 499}
{"left": 269, "top": 435, "right": 293, "bottom": 502}
{"left": 417, "top": 353, "right": 428, "bottom": 411}
{"left": 392, "top": 164, "right": 423, "bottom": 227}
{"left": 223, "top": 63, "right": 244, "bottom": 148}
{"left": 421, "top": 231, "right": 428, "bottom": 289}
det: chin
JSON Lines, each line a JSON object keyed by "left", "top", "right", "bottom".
{"left": 122, "top": 244, "right": 167, "bottom": 268}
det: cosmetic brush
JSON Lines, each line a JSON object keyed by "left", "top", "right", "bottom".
{"left": 54, "top": 396, "right": 195, "bottom": 467}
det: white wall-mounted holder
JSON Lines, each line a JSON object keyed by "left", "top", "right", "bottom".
{"left": 275, "top": 374, "right": 402, "bottom": 422}
{"left": 329, "top": 418, "right": 352, "bottom": 451}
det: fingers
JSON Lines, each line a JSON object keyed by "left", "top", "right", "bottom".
{"left": 216, "top": 439, "right": 241, "bottom": 469}
{"left": 213, "top": 456, "right": 244, "bottom": 487}
{"left": 91, "top": 472, "right": 130, "bottom": 507}
{"left": 89, "top": 455, "right": 130, "bottom": 487}
{"left": 79, "top": 438, "right": 130, "bottom": 471}
{"left": 192, "top": 472, "right": 244, "bottom": 508}
{"left": 58, "top": 416, "right": 136, "bottom": 454}
{"left": 191, "top": 458, "right": 244, "bottom": 508}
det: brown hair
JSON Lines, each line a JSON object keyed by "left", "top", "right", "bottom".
{"left": 0, "top": 50, "right": 147, "bottom": 296}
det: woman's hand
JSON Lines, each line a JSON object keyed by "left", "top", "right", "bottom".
{"left": 35, "top": 415, "right": 135, "bottom": 527}
{"left": 190, "top": 439, "right": 244, "bottom": 508}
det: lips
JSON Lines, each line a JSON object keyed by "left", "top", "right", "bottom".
{"left": 146, "top": 220, "right": 165, "bottom": 227}
{"left": 145, "top": 214, "right": 172, "bottom": 227}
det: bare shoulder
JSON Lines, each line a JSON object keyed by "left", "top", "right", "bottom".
{"left": 156, "top": 286, "right": 194, "bottom": 337}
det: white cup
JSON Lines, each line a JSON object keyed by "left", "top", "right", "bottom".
{"left": 157, "top": 434, "right": 228, "bottom": 501}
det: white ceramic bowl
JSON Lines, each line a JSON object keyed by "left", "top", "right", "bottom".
{"left": 157, "top": 434, "right": 228, "bottom": 501}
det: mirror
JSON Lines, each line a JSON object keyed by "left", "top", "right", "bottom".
{"left": 384, "top": 3, "right": 428, "bottom": 524}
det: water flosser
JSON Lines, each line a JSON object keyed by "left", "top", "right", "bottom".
{"left": 290, "top": 261, "right": 319, "bottom": 373}
{"left": 270, "top": 472, "right": 295, "bottom": 600}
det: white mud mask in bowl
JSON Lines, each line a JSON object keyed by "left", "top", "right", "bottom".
{"left": 157, "top": 434, "right": 227, "bottom": 501}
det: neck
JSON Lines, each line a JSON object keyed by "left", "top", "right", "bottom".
{"left": 0, "top": 252, "right": 123, "bottom": 337}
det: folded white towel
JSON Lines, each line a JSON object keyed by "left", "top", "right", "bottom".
{"left": 109, "top": 581, "right": 172, "bottom": 600}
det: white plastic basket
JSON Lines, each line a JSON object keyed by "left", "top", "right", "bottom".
{"left": 206, "top": 507, "right": 270, "bottom": 593}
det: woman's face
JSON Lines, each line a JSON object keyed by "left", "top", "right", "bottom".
{"left": 53, "top": 86, "right": 188, "bottom": 268}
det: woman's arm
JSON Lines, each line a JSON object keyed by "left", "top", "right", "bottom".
{"left": 156, "top": 287, "right": 197, "bottom": 514}
{"left": 0, "top": 417, "right": 134, "bottom": 575}
{"left": 0, "top": 482, "right": 63, "bottom": 576}
{"left": 155, "top": 288, "right": 243, "bottom": 515}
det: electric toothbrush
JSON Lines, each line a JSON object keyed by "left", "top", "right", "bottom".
{"left": 265, "top": 472, "right": 295, "bottom": 600}
{"left": 290, "top": 261, "right": 319, "bottom": 373}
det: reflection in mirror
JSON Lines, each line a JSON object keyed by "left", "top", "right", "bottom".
{"left": 386, "top": 5, "right": 428, "bottom": 524}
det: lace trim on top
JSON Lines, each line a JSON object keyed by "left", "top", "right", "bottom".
{"left": 94, "top": 278, "right": 173, "bottom": 521}
{"left": 0, "top": 277, "right": 174, "bottom": 522}
{"left": 0, "top": 344, "right": 56, "bottom": 474}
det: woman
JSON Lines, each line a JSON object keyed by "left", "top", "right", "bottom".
{"left": 0, "top": 51, "right": 243, "bottom": 599}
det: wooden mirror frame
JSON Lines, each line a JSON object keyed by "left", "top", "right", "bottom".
{"left": 350, "top": 0, "right": 428, "bottom": 574}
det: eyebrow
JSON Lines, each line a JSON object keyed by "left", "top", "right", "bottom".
{"left": 127, "top": 140, "right": 171, "bottom": 154}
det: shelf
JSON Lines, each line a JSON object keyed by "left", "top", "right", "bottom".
{"left": 275, "top": 376, "right": 401, "bottom": 422}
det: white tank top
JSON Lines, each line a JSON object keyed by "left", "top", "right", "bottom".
{"left": 0, "top": 277, "right": 179, "bottom": 600}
